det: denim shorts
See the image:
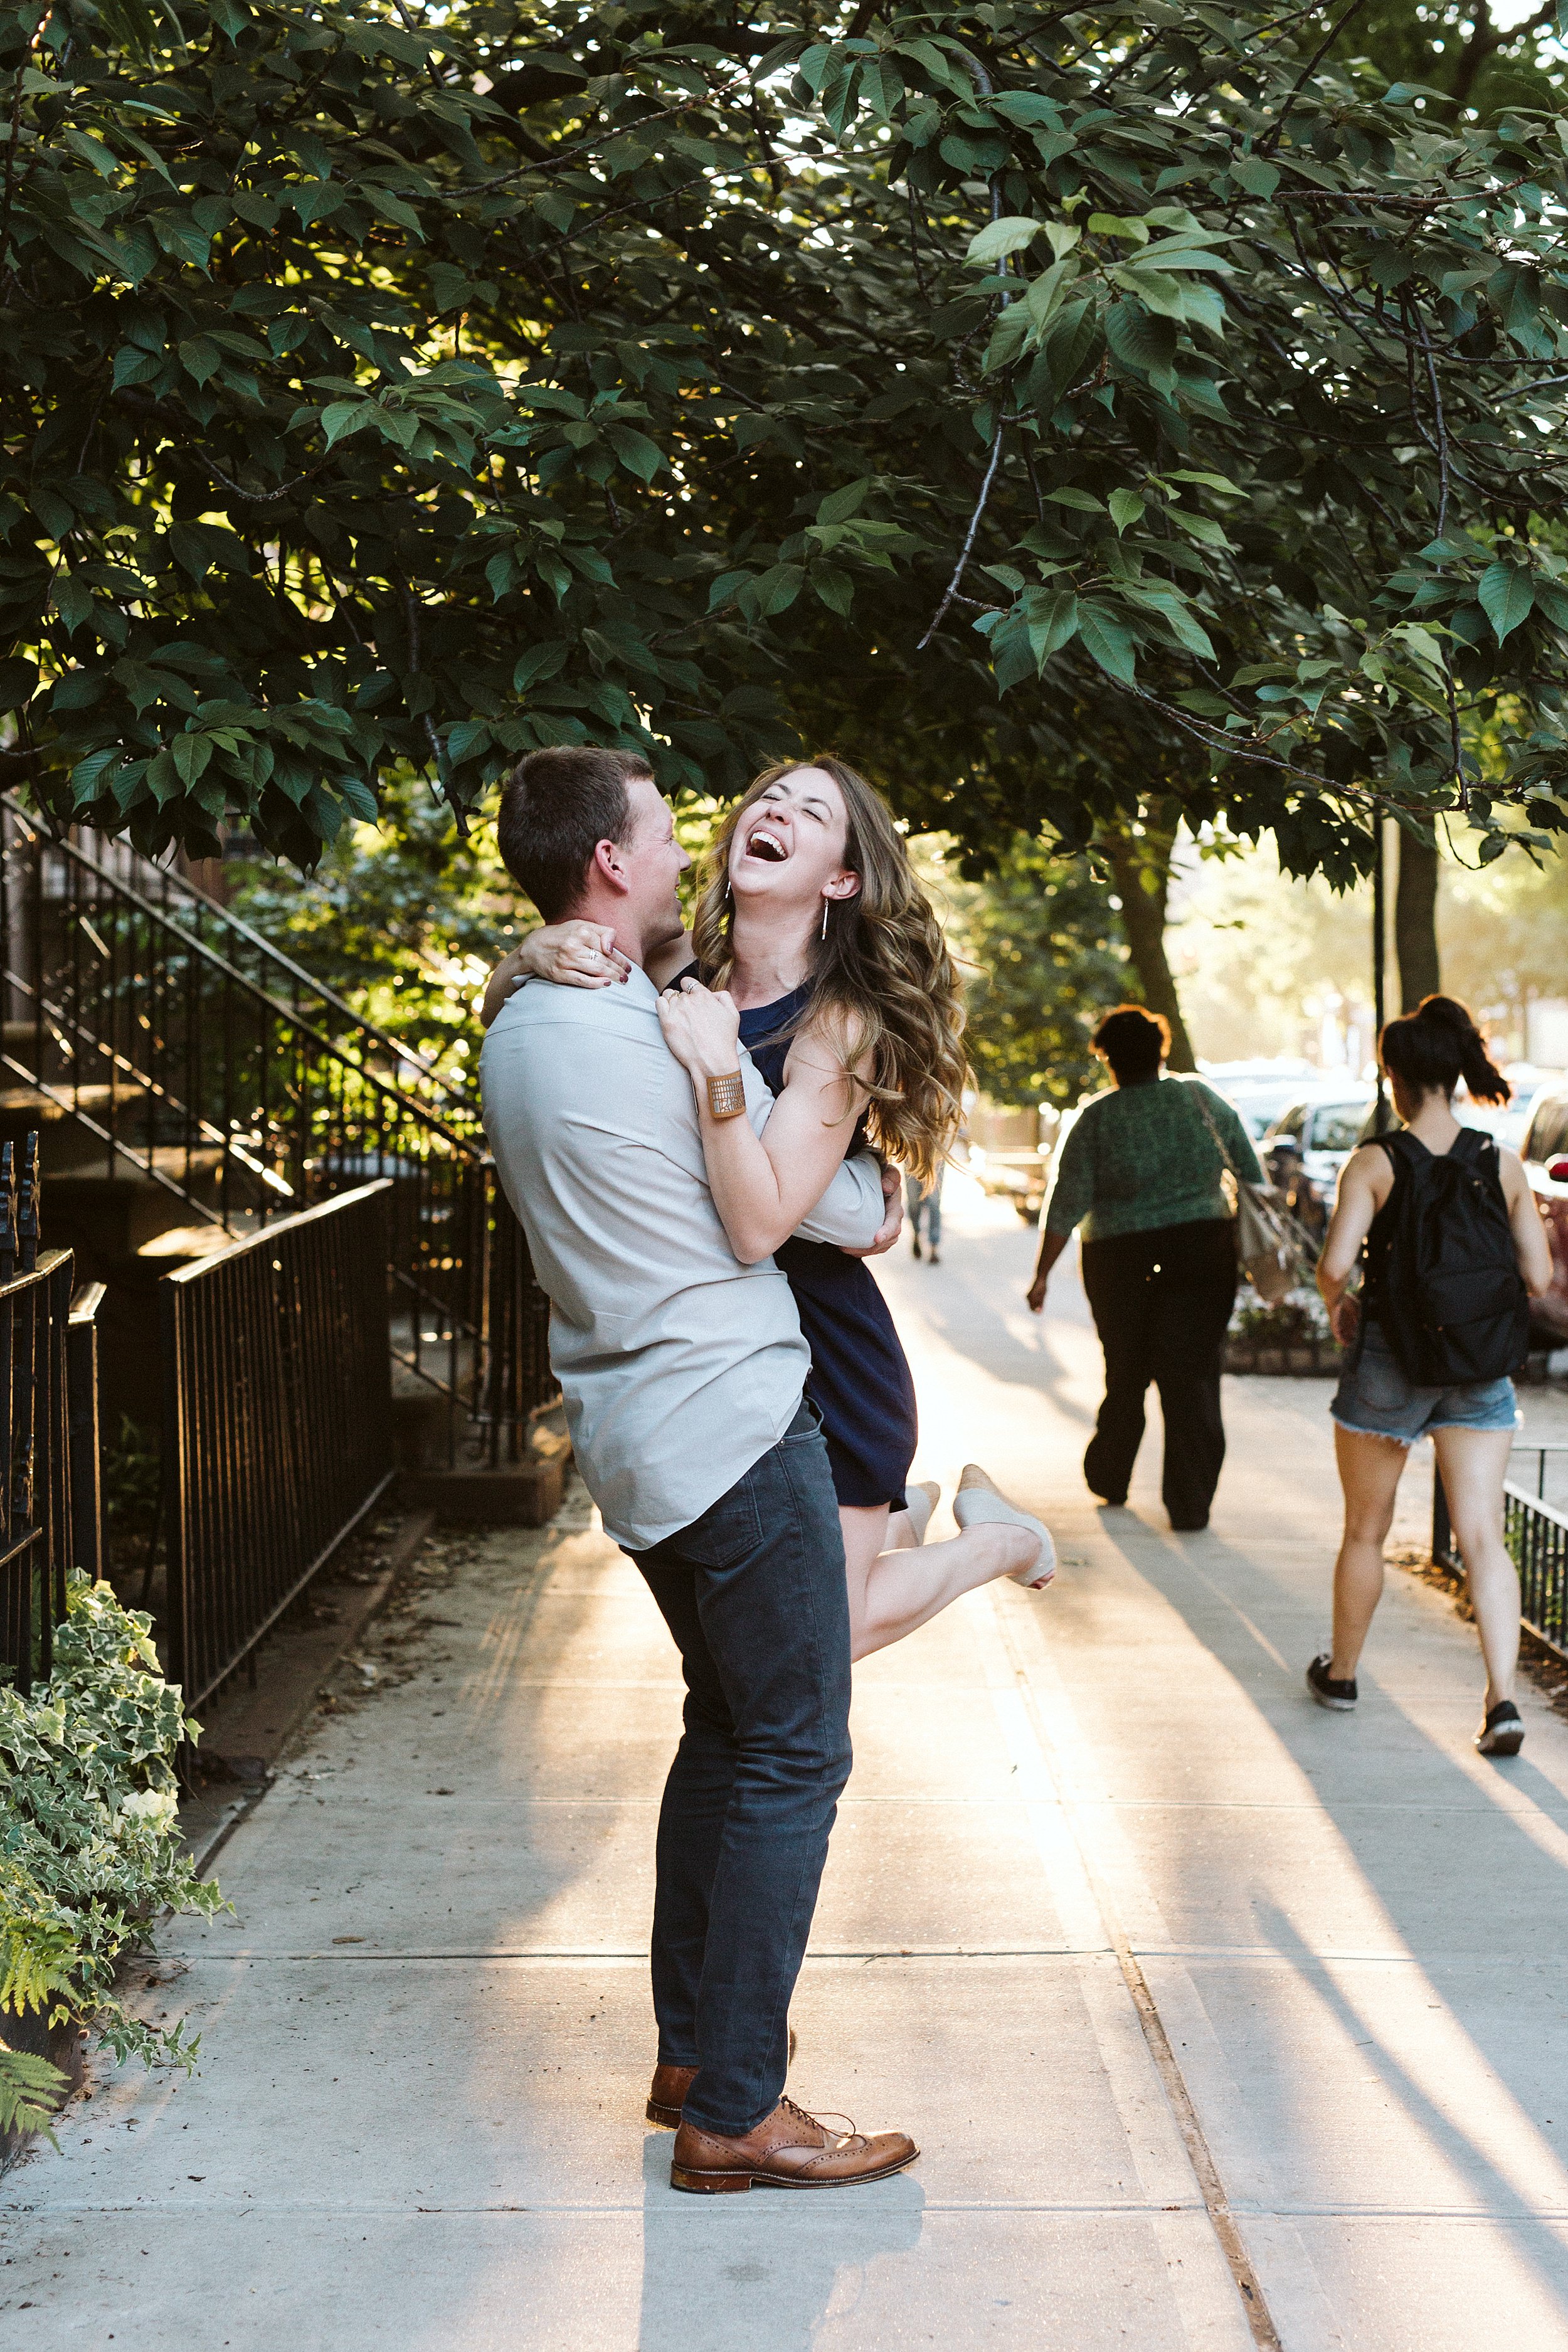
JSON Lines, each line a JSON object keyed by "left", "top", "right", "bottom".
{"left": 1330, "top": 1320, "right": 1520, "bottom": 1446}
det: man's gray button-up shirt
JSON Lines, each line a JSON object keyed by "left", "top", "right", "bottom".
{"left": 480, "top": 965, "right": 885, "bottom": 1551}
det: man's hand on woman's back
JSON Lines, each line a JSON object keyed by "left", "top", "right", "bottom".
{"left": 842, "top": 1162, "right": 903, "bottom": 1258}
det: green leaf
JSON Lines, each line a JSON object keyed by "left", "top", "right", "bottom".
{"left": 1025, "top": 588, "right": 1079, "bottom": 670}
{"left": 1167, "top": 469, "right": 1243, "bottom": 497}
{"left": 983, "top": 305, "right": 1032, "bottom": 372}
{"left": 146, "top": 745, "right": 181, "bottom": 804}
{"left": 1111, "top": 268, "right": 1187, "bottom": 319}
{"left": 367, "top": 189, "right": 424, "bottom": 237}
{"left": 512, "top": 642, "right": 568, "bottom": 694}
{"left": 320, "top": 402, "right": 375, "bottom": 449}
{"left": 988, "top": 92, "right": 1062, "bottom": 127}
{"left": 1104, "top": 304, "right": 1178, "bottom": 391}
{"left": 1035, "top": 304, "right": 1101, "bottom": 408}
{"left": 177, "top": 337, "right": 221, "bottom": 386}
{"left": 112, "top": 344, "right": 164, "bottom": 390}
{"left": 70, "top": 744, "right": 122, "bottom": 804}
{"left": 171, "top": 731, "right": 214, "bottom": 786}
{"left": 63, "top": 129, "right": 118, "bottom": 179}
{"left": 1108, "top": 490, "right": 1146, "bottom": 535}
{"left": 1077, "top": 601, "right": 1138, "bottom": 683}
{"left": 603, "top": 425, "right": 663, "bottom": 481}
{"left": 1042, "top": 487, "right": 1105, "bottom": 513}
{"left": 817, "top": 479, "right": 875, "bottom": 526}
{"left": 752, "top": 563, "right": 805, "bottom": 617}
{"left": 1118, "top": 581, "right": 1216, "bottom": 659}
{"left": 1231, "top": 154, "right": 1279, "bottom": 198}
{"left": 1169, "top": 510, "right": 1233, "bottom": 551}
{"left": 1022, "top": 256, "right": 1080, "bottom": 332}
{"left": 1532, "top": 580, "right": 1568, "bottom": 631}
{"left": 966, "top": 216, "right": 1046, "bottom": 267}
{"left": 1478, "top": 561, "right": 1536, "bottom": 645}
{"left": 52, "top": 575, "right": 95, "bottom": 636}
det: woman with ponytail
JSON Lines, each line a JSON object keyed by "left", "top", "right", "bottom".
{"left": 484, "top": 755, "right": 1055, "bottom": 1660}
{"left": 1311, "top": 995, "right": 1553, "bottom": 1754}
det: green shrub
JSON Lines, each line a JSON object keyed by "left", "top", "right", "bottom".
{"left": 1230, "top": 1291, "right": 1335, "bottom": 1349}
{"left": 1, "top": 1578, "right": 225, "bottom": 2141}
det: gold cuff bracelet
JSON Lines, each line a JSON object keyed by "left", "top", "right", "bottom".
{"left": 706, "top": 1071, "right": 746, "bottom": 1121}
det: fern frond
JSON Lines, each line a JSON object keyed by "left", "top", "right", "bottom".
{"left": 0, "top": 2046, "right": 68, "bottom": 2147}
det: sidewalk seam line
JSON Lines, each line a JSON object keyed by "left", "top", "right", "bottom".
{"left": 989, "top": 1594, "right": 1285, "bottom": 2352}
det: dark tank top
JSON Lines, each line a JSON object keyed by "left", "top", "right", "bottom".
{"left": 732, "top": 980, "right": 917, "bottom": 1511}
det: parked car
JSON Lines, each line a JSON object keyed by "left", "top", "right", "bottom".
{"left": 1202, "top": 1060, "right": 1328, "bottom": 1141}
{"left": 1521, "top": 1089, "right": 1568, "bottom": 1345}
{"left": 1260, "top": 1090, "right": 1377, "bottom": 1239}
{"left": 959, "top": 1099, "right": 1059, "bottom": 1223}
{"left": 1453, "top": 1083, "right": 1546, "bottom": 1156}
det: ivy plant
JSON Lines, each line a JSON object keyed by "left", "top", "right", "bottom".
{"left": 1, "top": 1576, "right": 225, "bottom": 2142}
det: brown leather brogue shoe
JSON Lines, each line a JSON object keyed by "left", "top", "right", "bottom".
{"left": 670, "top": 2096, "right": 918, "bottom": 2194}
{"left": 646, "top": 2063, "right": 699, "bottom": 2128}
{"left": 645, "top": 2029, "right": 797, "bottom": 2128}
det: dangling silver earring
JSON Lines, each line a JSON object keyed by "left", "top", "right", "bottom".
{"left": 724, "top": 876, "right": 731, "bottom": 901}
{"left": 820, "top": 898, "right": 829, "bottom": 941}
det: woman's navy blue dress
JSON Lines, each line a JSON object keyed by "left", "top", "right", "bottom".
{"left": 736, "top": 983, "right": 918, "bottom": 1512}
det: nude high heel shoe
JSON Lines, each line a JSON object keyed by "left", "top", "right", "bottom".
{"left": 903, "top": 1480, "right": 940, "bottom": 1545}
{"left": 953, "top": 1465, "right": 1056, "bottom": 1589}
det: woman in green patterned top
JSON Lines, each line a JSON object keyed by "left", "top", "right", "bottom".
{"left": 1026, "top": 1004, "right": 1264, "bottom": 1530}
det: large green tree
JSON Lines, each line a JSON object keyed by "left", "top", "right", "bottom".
{"left": 4, "top": 0, "right": 1568, "bottom": 885}
{"left": 1342, "top": 0, "right": 1568, "bottom": 1010}
{"left": 931, "top": 834, "right": 1126, "bottom": 1105}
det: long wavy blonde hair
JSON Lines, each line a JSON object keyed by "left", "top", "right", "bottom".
{"left": 691, "top": 756, "right": 968, "bottom": 1187}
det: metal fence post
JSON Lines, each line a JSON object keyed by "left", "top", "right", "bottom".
{"left": 66, "top": 1283, "right": 104, "bottom": 1585}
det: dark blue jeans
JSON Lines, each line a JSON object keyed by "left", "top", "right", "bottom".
{"left": 628, "top": 1401, "right": 852, "bottom": 2137}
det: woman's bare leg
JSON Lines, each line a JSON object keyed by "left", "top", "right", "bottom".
{"left": 1432, "top": 1425, "right": 1518, "bottom": 1712}
{"left": 882, "top": 1507, "right": 919, "bottom": 1554}
{"left": 1328, "top": 1425, "right": 1407, "bottom": 1680}
{"left": 840, "top": 1503, "right": 1037, "bottom": 1665}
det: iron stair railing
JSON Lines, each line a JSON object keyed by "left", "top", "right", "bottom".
{"left": 0, "top": 796, "right": 552, "bottom": 1463}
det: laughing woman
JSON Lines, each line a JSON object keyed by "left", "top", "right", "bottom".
{"left": 482, "top": 755, "right": 1054, "bottom": 1658}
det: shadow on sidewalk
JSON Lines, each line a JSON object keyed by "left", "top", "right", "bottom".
{"left": 636, "top": 2131, "right": 926, "bottom": 2350}
{"left": 1086, "top": 1513, "right": 1568, "bottom": 2310}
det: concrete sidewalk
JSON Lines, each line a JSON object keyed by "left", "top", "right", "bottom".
{"left": 7, "top": 1175, "right": 1568, "bottom": 2349}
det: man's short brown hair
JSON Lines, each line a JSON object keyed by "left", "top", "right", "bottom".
{"left": 495, "top": 745, "right": 655, "bottom": 920}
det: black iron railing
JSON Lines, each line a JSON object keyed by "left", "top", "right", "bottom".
{"left": 1433, "top": 1444, "right": 1568, "bottom": 1662}
{"left": 0, "top": 796, "right": 555, "bottom": 1458}
{"left": 0, "top": 1135, "right": 103, "bottom": 1693}
{"left": 161, "top": 1182, "right": 396, "bottom": 1710}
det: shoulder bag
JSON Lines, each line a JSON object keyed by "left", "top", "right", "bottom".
{"left": 1183, "top": 1081, "right": 1303, "bottom": 1306}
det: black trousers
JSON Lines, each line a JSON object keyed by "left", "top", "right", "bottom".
{"left": 1079, "top": 1218, "right": 1237, "bottom": 1529}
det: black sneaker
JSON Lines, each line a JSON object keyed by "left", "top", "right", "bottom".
{"left": 1476, "top": 1700, "right": 1524, "bottom": 1757}
{"left": 911, "top": 1235, "right": 922, "bottom": 1260}
{"left": 1306, "top": 1655, "right": 1357, "bottom": 1710}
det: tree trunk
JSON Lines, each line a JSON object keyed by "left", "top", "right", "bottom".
{"left": 1103, "top": 813, "right": 1196, "bottom": 1071}
{"left": 1394, "top": 832, "right": 1441, "bottom": 1012}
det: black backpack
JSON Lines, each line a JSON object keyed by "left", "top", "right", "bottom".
{"left": 1365, "top": 1126, "right": 1529, "bottom": 1386}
